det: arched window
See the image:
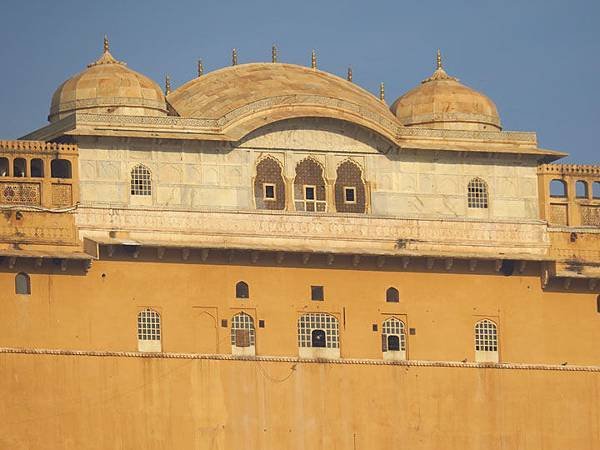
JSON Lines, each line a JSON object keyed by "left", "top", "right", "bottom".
{"left": 593, "top": 182, "right": 600, "bottom": 199}
{"left": 0, "top": 157, "right": 8, "bottom": 176}
{"left": 235, "top": 281, "right": 249, "bottom": 299}
{"left": 30, "top": 159, "right": 44, "bottom": 178}
{"left": 467, "top": 178, "right": 488, "bottom": 209}
{"left": 15, "top": 272, "right": 31, "bottom": 295}
{"left": 254, "top": 157, "right": 285, "bottom": 210}
{"left": 334, "top": 160, "right": 366, "bottom": 213}
{"left": 550, "top": 179, "right": 567, "bottom": 198}
{"left": 13, "top": 158, "right": 26, "bottom": 177}
{"left": 131, "top": 164, "right": 152, "bottom": 196}
{"left": 576, "top": 180, "right": 588, "bottom": 199}
{"left": 231, "top": 312, "right": 255, "bottom": 354}
{"left": 293, "top": 158, "right": 327, "bottom": 212}
{"left": 137, "top": 309, "right": 161, "bottom": 352}
{"left": 51, "top": 159, "right": 72, "bottom": 178}
{"left": 382, "top": 318, "right": 406, "bottom": 360}
{"left": 474, "top": 319, "right": 498, "bottom": 362}
{"left": 386, "top": 287, "right": 399, "bottom": 303}
{"left": 298, "top": 313, "right": 339, "bottom": 358}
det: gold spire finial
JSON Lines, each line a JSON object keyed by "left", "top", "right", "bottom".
{"left": 421, "top": 49, "right": 458, "bottom": 83}
{"left": 272, "top": 45, "right": 278, "bottom": 63}
{"left": 347, "top": 67, "right": 353, "bottom": 82}
{"left": 103, "top": 35, "right": 109, "bottom": 53}
{"left": 197, "top": 59, "right": 204, "bottom": 77}
{"left": 379, "top": 82, "right": 385, "bottom": 102}
{"left": 311, "top": 49, "right": 317, "bottom": 69}
{"left": 165, "top": 75, "right": 171, "bottom": 95}
{"left": 437, "top": 49, "right": 442, "bottom": 70}
{"left": 232, "top": 48, "right": 238, "bottom": 66}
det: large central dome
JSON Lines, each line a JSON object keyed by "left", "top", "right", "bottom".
{"left": 390, "top": 51, "right": 501, "bottom": 131}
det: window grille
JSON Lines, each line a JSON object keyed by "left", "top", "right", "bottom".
{"left": 475, "top": 319, "right": 498, "bottom": 352}
{"left": 131, "top": 164, "right": 152, "bottom": 196}
{"left": 231, "top": 312, "right": 255, "bottom": 347}
{"left": 298, "top": 313, "right": 339, "bottom": 348}
{"left": 15, "top": 272, "right": 31, "bottom": 295}
{"left": 382, "top": 317, "right": 406, "bottom": 352}
{"left": 137, "top": 309, "right": 161, "bottom": 341}
{"left": 235, "top": 281, "right": 249, "bottom": 299}
{"left": 386, "top": 287, "right": 399, "bottom": 303}
{"left": 467, "top": 178, "right": 488, "bottom": 209}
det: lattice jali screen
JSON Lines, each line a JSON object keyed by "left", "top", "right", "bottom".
{"left": 549, "top": 203, "right": 568, "bottom": 226}
{"left": 581, "top": 206, "right": 600, "bottom": 226}
{"left": 52, "top": 184, "right": 72, "bottom": 207}
{"left": 0, "top": 182, "right": 41, "bottom": 205}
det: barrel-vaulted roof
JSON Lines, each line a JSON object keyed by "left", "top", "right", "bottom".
{"left": 166, "top": 63, "right": 401, "bottom": 141}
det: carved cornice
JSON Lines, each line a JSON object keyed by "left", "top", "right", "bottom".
{"left": 0, "top": 140, "right": 77, "bottom": 154}
{"left": 398, "top": 111, "right": 501, "bottom": 128}
{"left": 538, "top": 164, "right": 600, "bottom": 175}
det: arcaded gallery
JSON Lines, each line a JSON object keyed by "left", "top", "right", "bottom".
{"left": 0, "top": 39, "right": 598, "bottom": 449}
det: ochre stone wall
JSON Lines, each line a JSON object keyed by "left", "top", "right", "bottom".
{"left": 0, "top": 354, "right": 598, "bottom": 449}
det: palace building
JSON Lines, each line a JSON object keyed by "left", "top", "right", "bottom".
{"left": 0, "top": 39, "right": 599, "bottom": 449}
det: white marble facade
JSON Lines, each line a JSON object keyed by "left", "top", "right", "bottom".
{"left": 76, "top": 118, "right": 540, "bottom": 221}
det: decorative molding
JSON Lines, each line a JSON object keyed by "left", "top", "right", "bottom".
{"left": 538, "top": 164, "right": 600, "bottom": 175}
{"left": 1, "top": 346, "right": 599, "bottom": 372}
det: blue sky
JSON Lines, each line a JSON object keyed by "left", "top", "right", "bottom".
{"left": 0, "top": 0, "right": 598, "bottom": 162}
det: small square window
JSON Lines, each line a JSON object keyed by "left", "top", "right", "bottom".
{"left": 311, "top": 285, "right": 324, "bottom": 301}
{"left": 263, "top": 184, "right": 276, "bottom": 200}
{"left": 221, "top": 319, "right": 228, "bottom": 328}
{"left": 344, "top": 187, "right": 356, "bottom": 204}
{"left": 409, "top": 328, "right": 416, "bottom": 335}
{"left": 372, "top": 324, "right": 378, "bottom": 332}
{"left": 305, "top": 186, "right": 315, "bottom": 201}
{"left": 259, "top": 319, "right": 265, "bottom": 328}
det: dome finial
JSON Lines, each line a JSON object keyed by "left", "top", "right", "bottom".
{"left": 197, "top": 59, "right": 204, "bottom": 77}
{"left": 311, "top": 50, "right": 317, "bottom": 69}
{"left": 232, "top": 48, "right": 238, "bottom": 66}
{"left": 437, "top": 49, "right": 442, "bottom": 70}
{"left": 347, "top": 66, "right": 353, "bottom": 82}
{"left": 421, "top": 49, "right": 458, "bottom": 83}
{"left": 165, "top": 75, "right": 171, "bottom": 95}
{"left": 103, "top": 35, "right": 109, "bottom": 53}
{"left": 379, "top": 82, "right": 385, "bottom": 102}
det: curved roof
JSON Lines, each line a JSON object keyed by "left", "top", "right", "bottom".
{"left": 167, "top": 63, "right": 401, "bottom": 141}
{"left": 390, "top": 54, "right": 501, "bottom": 131}
{"left": 49, "top": 44, "right": 167, "bottom": 122}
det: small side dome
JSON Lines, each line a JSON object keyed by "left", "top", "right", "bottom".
{"left": 390, "top": 51, "right": 501, "bottom": 131}
{"left": 48, "top": 37, "right": 167, "bottom": 122}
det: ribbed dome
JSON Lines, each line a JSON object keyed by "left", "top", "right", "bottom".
{"left": 390, "top": 52, "right": 501, "bottom": 131}
{"left": 48, "top": 38, "right": 167, "bottom": 122}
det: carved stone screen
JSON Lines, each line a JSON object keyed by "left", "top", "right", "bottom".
{"left": 0, "top": 182, "right": 41, "bottom": 205}
{"left": 581, "top": 206, "right": 600, "bottom": 226}
{"left": 334, "top": 160, "right": 366, "bottom": 213}
{"left": 549, "top": 203, "right": 568, "bottom": 226}
{"left": 52, "top": 184, "right": 73, "bottom": 207}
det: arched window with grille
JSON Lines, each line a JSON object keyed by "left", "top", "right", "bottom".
{"left": 235, "top": 281, "right": 249, "bottom": 299}
{"left": 15, "top": 272, "right": 31, "bottom": 295}
{"left": 386, "top": 287, "right": 399, "bottom": 303}
{"left": 474, "top": 319, "right": 498, "bottom": 362}
{"left": 381, "top": 317, "right": 406, "bottom": 360}
{"left": 137, "top": 309, "right": 161, "bottom": 352}
{"left": 131, "top": 164, "right": 152, "bottom": 196}
{"left": 467, "top": 178, "right": 488, "bottom": 209}
{"left": 298, "top": 313, "right": 340, "bottom": 358}
{"left": 231, "top": 312, "right": 256, "bottom": 355}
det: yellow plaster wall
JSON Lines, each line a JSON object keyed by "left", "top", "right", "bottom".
{"left": 0, "top": 354, "right": 598, "bottom": 449}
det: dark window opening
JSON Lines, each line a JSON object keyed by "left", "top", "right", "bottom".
{"left": 344, "top": 187, "right": 356, "bottom": 203}
{"left": 386, "top": 287, "right": 399, "bottom": 303}
{"left": 500, "top": 260, "right": 515, "bottom": 276}
{"left": 15, "top": 272, "right": 31, "bottom": 295}
{"left": 51, "top": 159, "right": 72, "bottom": 179}
{"left": 259, "top": 319, "right": 265, "bottom": 328}
{"left": 311, "top": 329, "right": 326, "bottom": 347}
{"left": 264, "top": 184, "right": 275, "bottom": 199}
{"left": 311, "top": 285, "right": 324, "bottom": 301}
{"left": 30, "top": 159, "right": 44, "bottom": 178}
{"left": 13, "top": 158, "right": 26, "bottom": 177}
{"left": 221, "top": 319, "right": 228, "bottom": 328}
{"left": 0, "top": 157, "right": 9, "bottom": 176}
{"left": 597, "top": 295, "right": 600, "bottom": 314}
{"left": 387, "top": 335, "right": 400, "bottom": 351}
{"left": 235, "top": 281, "right": 249, "bottom": 299}
{"left": 593, "top": 182, "right": 600, "bottom": 199}
{"left": 305, "top": 186, "right": 315, "bottom": 201}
